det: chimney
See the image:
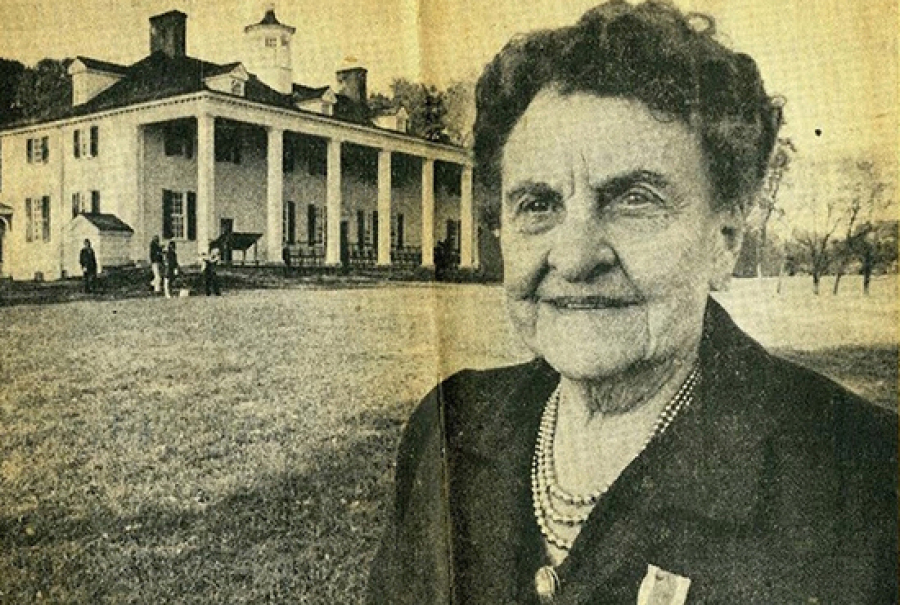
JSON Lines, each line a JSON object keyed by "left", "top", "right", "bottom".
{"left": 336, "top": 66, "right": 367, "bottom": 104}
{"left": 150, "top": 10, "right": 187, "bottom": 57}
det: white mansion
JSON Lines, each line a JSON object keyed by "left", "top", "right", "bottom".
{"left": 0, "top": 9, "right": 476, "bottom": 280}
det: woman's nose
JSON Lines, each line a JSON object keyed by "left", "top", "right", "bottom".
{"left": 546, "top": 206, "right": 617, "bottom": 282}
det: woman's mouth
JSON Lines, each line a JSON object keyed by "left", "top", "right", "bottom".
{"left": 539, "top": 295, "right": 641, "bottom": 310}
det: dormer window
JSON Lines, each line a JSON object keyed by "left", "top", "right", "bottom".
{"left": 281, "top": 36, "right": 289, "bottom": 46}
{"left": 231, "top": 79, "right": 244, "bottom": 96}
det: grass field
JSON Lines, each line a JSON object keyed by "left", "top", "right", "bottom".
{"left": 0, "top": 276, "right": 896, "bottom": 603}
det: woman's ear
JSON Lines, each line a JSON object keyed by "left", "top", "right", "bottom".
{"left": 709, "top": 206, "right": 745, "bottom": 291}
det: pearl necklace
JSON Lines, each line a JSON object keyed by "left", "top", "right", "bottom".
{"left": 531, "top": 363, "right": 701, "bottom": 553}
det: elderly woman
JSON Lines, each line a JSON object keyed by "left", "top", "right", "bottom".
{"left": 368, "top": 2, "right": 897, "bottom": 603}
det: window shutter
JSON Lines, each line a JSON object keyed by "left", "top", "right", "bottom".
{"left": 41, "top": 137, "right": 49, "bottom": 162}
{"left": 287, "top": 201, "right": 296, "bottom": 244}
{"left": 90, "top": 126, "right": 99, "bottom": 157}
{"left": 26, "top": 139, "right": 33, "bottom": 163}
{"left": 162, "top": 190, "right": 173, "bottom": 239}
{"left": 72, "top": 193, "right": 79, "bottom": 218}
{"left": 25, "top": 198, "right": 32, "bottom": 242}
{"left": 41, "top": 196, "right": 51, "bottom": 241}
{"left": 186, "top": 191, "right": 197, "bottom": 241}
{"left": 397, "top": 213, "right": 404, "bottom": 249}
{"left": 372, "top": 211, "right": 379, "bottom": 251}
{"left": 73, "top": 130, "right": 81, "bottom": 158}
{"left": 91, "top": 190, "right": 100, "bottom": 214}
{"left": 307, "top": 203, "right": 316, "bottom": 245}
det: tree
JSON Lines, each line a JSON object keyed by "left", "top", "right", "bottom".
{"left": 831, "top": 160, "right": 888, "bottom": 294}
{"left": 753, "top": 137, "right": 796, "bottom": 279}
{"left": 15, "top": 58, "right": 72, "bottom": 121}
{"left": 792, "top": 200, "right": 842, "bottom": 295}
{"left": 442, "top": 81, "right": 475, "bottom": 147}
{"left": 0, "top": 58, "right": 26, "bottom": 125}
{"left": 370, "top": 78, "right": 476, "bottom": 146}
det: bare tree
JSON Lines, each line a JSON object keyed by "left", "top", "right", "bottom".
{"left": 831, "top": 160, "right": 888, "bottom": 294}
{"left": 793, "top": 200, "right": 842, "bottom": 295}
{"left": 754, "top": 137, "right": 796, "bottom": 279}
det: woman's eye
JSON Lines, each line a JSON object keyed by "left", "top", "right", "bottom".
{"left": 615, "top": 187, "right": 663, "bottom": 208}
{"left": 517, "top": 195, "right": 559, "bottom": 214}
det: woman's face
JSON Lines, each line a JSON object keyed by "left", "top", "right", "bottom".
{"left": 500, "top": 90, "right": 741, "bottom": 381}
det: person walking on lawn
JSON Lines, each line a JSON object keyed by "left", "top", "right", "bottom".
{"left": 149, "top": 235, "right": 164, "bottom": 293}
{"left": 79, "top": 238, "right": 98, "bottom": 294}
{"left": 164, "top": 241, "right": 179, "bottom": 298}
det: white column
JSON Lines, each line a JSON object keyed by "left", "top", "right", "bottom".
{"left": 459, "top": 164, "right": 474, "bottom": 268}
{"left": 196, "top": 113, "right": 215, "bottom": 255}
{"left": 421, "top": 157, "right": 435, "bottom": 268}
{"left": 325, "top": 137, "right": 342, "bottom": 266}
{"left": 134, "top": 124, "right": 145, "bottom": 255}
{"left": 377, "top": 149, "right": 392, "bottom": 266}
{"left": 266, "top": 126, "right": 284, "bottom": 263}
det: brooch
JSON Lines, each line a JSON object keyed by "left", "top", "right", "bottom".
{"left": 637, "top": 564, "right": 691, "bottom": 605}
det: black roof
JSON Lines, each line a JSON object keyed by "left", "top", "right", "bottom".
{"left": 80, "top": 213, "right": 134, "bottom": 233}
{"left": 245, "top": 8, "right": 295, "bottom": 32}
{"left": 2, "top": 51, "right": 372, "bottom": 129}
{"left": 74, "top": 56, "right": 129, "bottom": 75}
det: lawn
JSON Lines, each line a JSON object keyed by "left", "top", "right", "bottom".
{"left": 0, "top": 277, "right": 895, "bottom": 603}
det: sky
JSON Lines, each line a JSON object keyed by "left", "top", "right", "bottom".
{"left": 0, "top": 0, "right": 896, "bottom": 229}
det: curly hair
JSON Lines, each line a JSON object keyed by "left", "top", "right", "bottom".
{"left": 474, "top": 0, "right": 782, "bottom": 216}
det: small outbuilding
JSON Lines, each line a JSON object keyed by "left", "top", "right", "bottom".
{"left": 65, "top": 214, "right": 134, "bottom": 277}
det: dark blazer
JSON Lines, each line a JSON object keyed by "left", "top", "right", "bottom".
{"left": 368, "top": 300, "right": 897, "bottom": 604}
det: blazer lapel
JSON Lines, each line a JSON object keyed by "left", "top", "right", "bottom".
{"left": 446, "top": 359, "right": 558, "bottom": 603}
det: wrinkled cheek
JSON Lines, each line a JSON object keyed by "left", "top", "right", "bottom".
{"left": 505, "top": 298, "right": 538, "bottom": 344}
{"left": 640, "top": 275, "right": 709, "bottom": 360}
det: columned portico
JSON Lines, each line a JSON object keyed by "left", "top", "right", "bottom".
{"left": 266, "top": 126, "right": 284, "bottom": 261}
{"left": 421, "top": 158, "right": 435, "bottom": 268}
{"left": 459, "top": 164, "right": 474, "bottom": 268}
{"left": 196, "top": 113, "right": 215, "bottom": 254}
{"left": 325, "top": 137, "right": 342, "bottom": 266}
{"left": 376, "top": 149, "right": 392, "bottom": 266}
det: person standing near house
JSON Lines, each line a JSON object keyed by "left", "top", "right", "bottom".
{"left": 163, "top": 241, "right": 179, "bottom": 298}
{"left": 79, "top": 238, "right": 98, "bottom": 294}
{"left": 149, "top": 235, "right": 164, "bottom": 293}
{"left": 201, "top": 246, "right": 222, "bottom": 296}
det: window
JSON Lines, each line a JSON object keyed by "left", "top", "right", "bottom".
{"left": 283, "top": 142, "right": 295, "bottom": 173}
{"left": 72, "top": 192, "right": 83, "bottom": 217}
{"left": 265, "top": 37, "right": 278, "bottom": 47}
{"left": 230, "top": 79, "right": 244, "bottom": 96}
{"left": 26, "top": 196, "right": 50, "bottom": 242}
{"left": 307, "top": 204, "right": 326, "bottom": 245}
{"left": 164, "top": 122, "right": 194, "bottom": 158}
{"left": 162, "top": 189, "right": 197, "bottom": 240}
{"left": 72, "top": 190, "right": 101, "bottom": 216}
{"left": 215, "top": 124, "right": 242, "bottom": 164}
{"left": 72, "top": 127, "right": 98, "bottom": 158}
{"left": 283, "top": 200, "right": 296, "bottom": 244}
{"left": 26, "top": 136, "right": 49, "bottom": 164}
{"left": 281, "top": 36, "right": 289, "bottom": 46}
{"left": 446, "top": 219, "right": 461, "bottom": 253}
{"left": 356, "top": 210, "right": 365, "bottom": 249}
